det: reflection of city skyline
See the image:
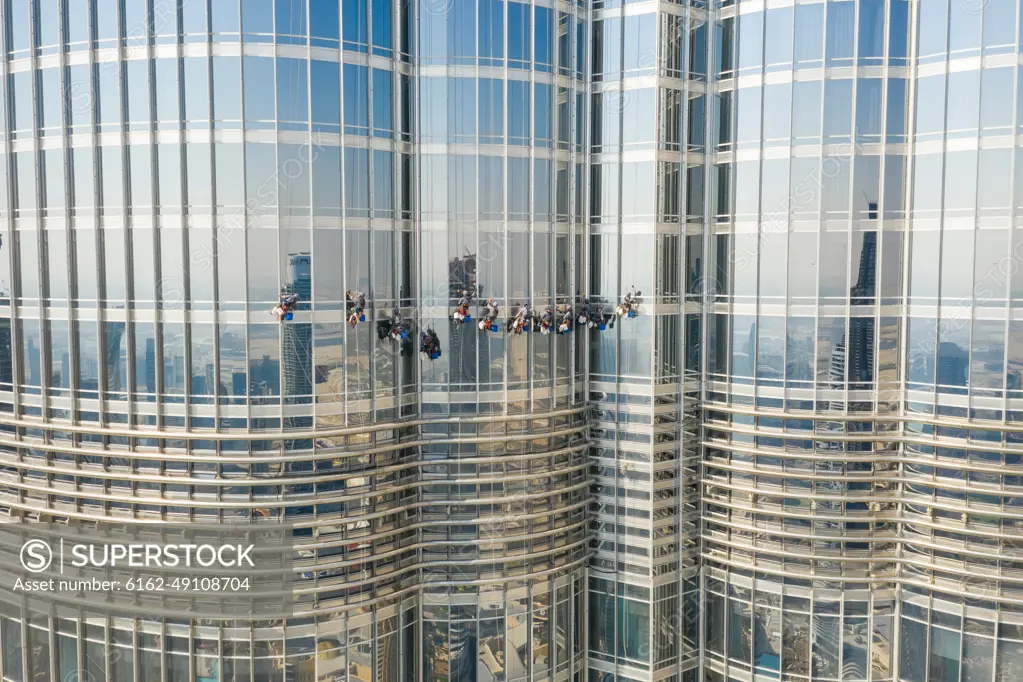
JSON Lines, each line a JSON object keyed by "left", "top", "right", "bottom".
{"left": 217, "top": 330, "right": 247, "bottom": 399}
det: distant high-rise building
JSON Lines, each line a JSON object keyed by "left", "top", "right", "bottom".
{"left": 145, "top": 337, "right": 157, "bottom": 394}
{"left": 104, "top": 321, "right": 126, "bottom": 392}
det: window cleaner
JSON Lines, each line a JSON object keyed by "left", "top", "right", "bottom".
{"left": 420, "top": 329, "right": 442, "bottom": 360}
{"left": 578, "top": 299, "right": 591, "bottom": 326}
{"left": 507, "top": 303, "right": 532, "bottom": 334}
{"left": 616, "top": 290, "right": 641, "bottom": 319}
{"left": 538, "top": 307, "right": 555, "bottom": 335}
{"left": 388, "top": 310, "right": 409, "bottom": 341}
{"left": 558, "top": 305, "right": 574, "bottom": 334}
{"left": 452, "top": 288, "right": 474, "bottom": 324}
{"left": 346, "top": 291, "right": 367, "bottom": 327}
{"left": 270, "top": 292, "right": 300, "bottom": 321}
{"left": 586, "top": 301, "right": 613, "bottom": 330}
{"left": 377, "top": 310, "right": 410, "bottom": 342}
{"left": 478, "top": 298, "right": 500, "bottom": 332}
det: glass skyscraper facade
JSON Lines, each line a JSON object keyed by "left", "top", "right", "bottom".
{"left": 704, "top": 0, "right": 1023, "bottom": 681}
{"left": 1, "top": 0, "right": 1023, "bottom": 680}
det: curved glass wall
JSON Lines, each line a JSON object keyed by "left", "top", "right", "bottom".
{"left": 888, "top": 0, "right": 1023, "bottom": 672}
{"left": 414, "top": 0, "right": 590, "bottom": 679}
{"left": 0, "top": 0, "right": 587, "bottom": 679}
{"left": 703, "top": 0, "right": 1023, "bottom": 680}
{"left": 416, "top": 0, "right": 588, "bottom": 405}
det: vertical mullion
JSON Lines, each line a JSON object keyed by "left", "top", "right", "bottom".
{"left": 502, "top": 0, "right": 510, "bottom": 406}
{"left": 194, "top": 0, "right": 219, "bottom": 418}
{"left": 412, "top": 0, "right": 422, "bottom": 427}
{"left": 367, "top": 0, "right": 380, "bottom": 419}
{"left": 270, "top": 0, "right": 284, "bottom": 412}
{"left": 998, "top": 0, "right": 1021, "bottom": 423}
{"left": 232, "top": 0, "right": 251, "bottom": 428}
{"left": 0, "top": 0, "right": 23, "bottom": 419}
{"left": 339, "top": 16, "right": 351, "bottom": 421}
{"left": 473, "top": 0, "right": 481, "bottom": 403}
{"left": 892, "top": 0, "right": 924, "bottom": 672}
{"left": 527, "top": 0, "right": 535, "bottom": 406}
{"left": 27, "top": 0, "right": 50, "bottom": 408}
{"left": 697, "top": 6, "right": 715, "bottom": 679}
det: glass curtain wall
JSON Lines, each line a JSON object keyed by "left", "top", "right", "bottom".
{"left": 10, "top": 0, "right": 1023, "bottom": 680}
{"left": 702, "top": 0, "right": 905, "bottom": 679}
{"left": 2, "top": 0, "right": 424, "bottom": 676}
{"left": 586, "top": 0, "right": 704, "bottom": 681}
{"left": 898, "top": 0, "right": 1023, "bottom": 679}
{"left": 702, "top": 0, "right": 1023, "bottom": 681}
{"left": 415, "top": 0, "right": 590, "bottom": 679}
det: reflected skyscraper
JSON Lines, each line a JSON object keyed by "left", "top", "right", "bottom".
{"left": 145, "top": 337, "right": 156, "bottom": 394}
{"left": 104, "top": 321, "right": 126, "bottom": 392}
{"left": 282, "top": 252, "right": 313, "bottom": 399}
{"left": 445, "top": 252, "right": 480, "bottom": 387}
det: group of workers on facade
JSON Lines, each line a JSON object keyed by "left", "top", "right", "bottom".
{"left": 271, "top": 286, "right": 641, "bottom": 361}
